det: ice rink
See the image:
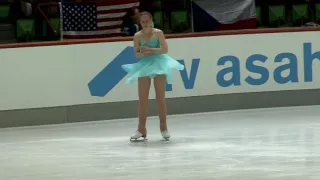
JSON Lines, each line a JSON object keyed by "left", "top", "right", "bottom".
{"left": 0, "top": 105, "right": 320, "bottom": 180}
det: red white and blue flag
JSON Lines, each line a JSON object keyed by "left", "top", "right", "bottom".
{"left": 61, "top": 0, "right": 139, "bottom": 39}
{"left": 191, "top": 0, "right": 257, "bottom": 32}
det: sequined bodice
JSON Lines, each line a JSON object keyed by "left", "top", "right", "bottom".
{"left": 140, "top": 36, "right": 160, "bottom": 48}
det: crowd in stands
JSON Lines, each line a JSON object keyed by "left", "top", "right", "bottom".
{"left": 121, "top": 0, "right": 190, "bottom": 36}
{"left": 0, "top": 0, "right": 319, "bottom": 44}
{"left": 255, "top": 0, "right": 320, "bottom": 28}
{"left": 0, "top": 0, "right": 60, "bottom": 43}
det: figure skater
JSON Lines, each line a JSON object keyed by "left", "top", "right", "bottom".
{"left": 121, "top": 11, "right": 184, "bottom": 141}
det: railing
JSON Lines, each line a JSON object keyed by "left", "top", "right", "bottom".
{"left": 36, "top": 2, "right": 59, "bottom": 40}
{"left": 1, "top": 27, "right": 320, "bottom": 49}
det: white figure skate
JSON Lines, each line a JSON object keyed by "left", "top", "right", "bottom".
{"left": 161, "top": 130, "right": 170, "bottom": 140}
{"left": 130, "top": 131, "right": 147, "bottom": 141}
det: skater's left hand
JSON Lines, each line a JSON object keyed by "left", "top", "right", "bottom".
{"left": 141, "top": 45, "right": 151, "bottom": 52}
{"left": 144, "top": 51, "right": 152, "bottom": 56}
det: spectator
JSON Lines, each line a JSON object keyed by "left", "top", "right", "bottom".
{"left": 121, "top": 7, "right": 139, "bottom": 36}
{"left": 139, "top": 0, "right": 156, "bottom": 15}
{"left": 10, "top": 0, "right": 33, "bottom": 19}
{"left": 20, "top": 0, "right": 32, "bottom": 17}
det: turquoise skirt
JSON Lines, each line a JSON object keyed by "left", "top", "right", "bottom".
{"left": 121, "top": 53, "right": 185, "bottom": 84}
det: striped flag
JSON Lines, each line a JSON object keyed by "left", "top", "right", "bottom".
{"left": 191, "top": 0, "right": 256, "bottom": 32}
{"left": 61, "top": 0, "right": 139, "bottom": 39}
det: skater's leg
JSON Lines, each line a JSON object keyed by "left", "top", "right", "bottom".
{"left": 137, "top": 77, "right": 151, "bottom": 136}
{"left": 154, "top": 75, "right": 167, "bottom": 132}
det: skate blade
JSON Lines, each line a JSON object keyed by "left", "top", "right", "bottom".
{"left": 163, "top": 137, "right": 170, "bottom": 141}
{"left": 130, "top": 137, "right": 147, "bottom": 142}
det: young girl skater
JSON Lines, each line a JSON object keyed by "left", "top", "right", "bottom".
{"left": 121, "top": 11, "right": 184, "bottom": 140}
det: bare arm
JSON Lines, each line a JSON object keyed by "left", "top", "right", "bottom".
{"left": 148, "top": 30, "right": 168, "bottom": 54}
{"left": 133, "top": 33, "right": 143, "bottom": 58}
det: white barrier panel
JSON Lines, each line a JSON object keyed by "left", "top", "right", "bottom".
{"left": 1, "top": 31, "right": 320, "bottom": 110}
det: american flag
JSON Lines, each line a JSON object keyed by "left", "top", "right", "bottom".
{"left": 61, "top": 0, "right": 139, "bottom": 39}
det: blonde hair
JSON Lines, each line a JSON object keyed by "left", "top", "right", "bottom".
{"left": 139, "top": 11, "right": 154, "bottom": 27}
{"left": 139, "top": 11, "right": 153, "bottom": 19}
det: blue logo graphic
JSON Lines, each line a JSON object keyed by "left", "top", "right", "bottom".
{"left": 166, "top": 59, "right": 200, "bottom": 91}
{"left": 216, "top": 42, "right": 320, "bottom": 87}
{"left": 88, "top": 46, "right": 139, "bottom": 97}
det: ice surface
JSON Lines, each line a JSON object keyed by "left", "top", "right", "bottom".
{"left": 0, "top": 106, "right": 320, "bottom": 180}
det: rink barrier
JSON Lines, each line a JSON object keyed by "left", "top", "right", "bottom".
{"left": 1, "top": 27, "right": 320, "bottom": 49}
{"left": 0, "top": 27, "right": 320, "bottom": 128}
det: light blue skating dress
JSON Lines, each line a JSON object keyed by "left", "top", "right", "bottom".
{"left": 121, "top": 36, "right": 185, "bottom": 84}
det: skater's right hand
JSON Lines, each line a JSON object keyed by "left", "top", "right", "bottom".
{"left": 136, "top": 52, "right": 144, "bottom": 58}
{"left": 144, "top": 51, "right": 152, "bottom": 56}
